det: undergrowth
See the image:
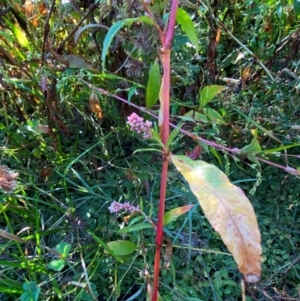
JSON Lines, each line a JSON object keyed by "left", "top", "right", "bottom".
{"left": 0, "top": 0, "right": 300, "bottom": 300}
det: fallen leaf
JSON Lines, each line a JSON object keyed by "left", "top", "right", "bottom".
{"left": 89, "top": 91, "right": 103, "bottom": 119}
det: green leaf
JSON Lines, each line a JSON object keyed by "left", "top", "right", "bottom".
{"left": 164, "top": 205, "right": 194, "bottom": 225}
{"left": 139, "top": 15, "right": 155, "bottom": 25}
{"left": 184, "top": 110, "right": 208, "bottom": 123}
{"left": 166, "top": 123, "right": 183, "bottom": 148}
{"left": 203, "top": 107, "right": 226, "bottom": 124}
{"left": 176, "top": 8, "right": 199, "bottom": 54}
{"left": 118, "top": 223, "right": 153, "bottom": 233}
{"left": 128, "top": 85, "right": 138, "bottom": 102}
{"left": 146, "top": 59, "right": 161, "bottom": 108}
{"left": 0, "top": 279, "right": 23, "bottom": 293}
{"left": 198, "top": 85, "right": 227, "bottom": 109}
{"left": 87, "top": 230, "right": 123, "bottom": 262}
{"left": 101, "top": 16, "right": 154, "bottom": 71}
{"left": 294, "top": 0, "right": 300, "bottom": 15}
{"left": 55, "top": 242, "right": 71, "bottom": 258}
{"left": 210, "top": 147, "right": 223, "bottom": 166}
{"left": 241, "top": 129, "right": 262, "bottom": 154}
{"left": 4, "top": 18, "right": 29, "bottom": 49}
{"left": 48, "top": 259, "right": 66, "bottom": 272}
{"left": 21, "top": 282, "right": 40, "bottom": 301}
{"left": 102, "top": 19, "right": 137, "bottom": 70}
{"left": 106, "top": 240, "right": 137, "bottom": 256}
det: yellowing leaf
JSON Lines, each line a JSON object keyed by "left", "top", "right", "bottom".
{"left": 163, "top": 204, "right": 194, "bottom": 225}
{"left": 171, "top": 154, "right": 262, "bottom": 283}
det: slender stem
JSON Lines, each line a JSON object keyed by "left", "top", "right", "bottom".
{"left": 152, "top": 159, "right": 168, "bottom": 301}
{"left": 164, "top": 0, "right": 179, "bottom": 49}
{"left": 151, "top": 1, "right": 179, "bottom": 300}
{"left": 80, "top": 79, "right": 300, "bottom": 175}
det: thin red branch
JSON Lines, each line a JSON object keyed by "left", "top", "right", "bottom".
{"left": 80, "top": 79, "right": 300, "bottom": 176}
{"left": 164, "top": 0, "right": 179, "bottom": 49}
{"left": 152, "top": 160, "right": 168, "bottom": 301}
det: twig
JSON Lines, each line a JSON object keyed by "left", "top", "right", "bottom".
{"left": 79, "top": 79, "right": 300, "bottom": 176}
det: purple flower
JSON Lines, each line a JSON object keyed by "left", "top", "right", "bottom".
{"left": 108, "top": 201, "right": 140, "bottom": 214}
{"left": 127, "top": 113, "right": 152, "bottom": 139}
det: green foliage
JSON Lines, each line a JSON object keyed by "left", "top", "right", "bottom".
{"left": 20, "top": 282, "right": 40, "bottom": 301}
{"left": 0, "top": 0, "right": 299, "bottom": 300}
{"left": 146, "top": 59, "right": 161, "bottom": 108}
{"left": 176, "top": 8, "right": 199, "bottom": 54}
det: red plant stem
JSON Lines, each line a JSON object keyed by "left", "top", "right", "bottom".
{"left": 164, "top": 0, "right": 179, "bottom": 49}
{"left": 152, "top": 1, "right": 179, "bottom": 300}
{"left": 152, "top": 159, "right": 168, "bottom": 301}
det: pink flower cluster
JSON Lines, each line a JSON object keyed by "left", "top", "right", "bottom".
{"left": 127, "top": 113, "right": 152, "bottom": 139}
{"left": 108, "top": 201, "right": 140, "bottom": 214}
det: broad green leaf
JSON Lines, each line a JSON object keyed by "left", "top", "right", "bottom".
{"left": 55, "top": 242, "right": 71, "bottom": 258}
{"left": 48, "top": 259, "right": 66, "bottom": 271}
{"left": 146, "top": 59, "right": 161, "bottom": 108}
{"left": 87, "top": 229, "right": 123, "bottom": 262}
{"left": 102, "top": 17, "right": 153, "bottom": 70}
{"left": 102, "top": 19, "right": 137, "bottom": 70}
{"left": 176, "top": 8, "right": 199, "bottom": 54}
{"left": 106, "top": 240, "right": 136, "bottom": 256}
{"left": 203, "top": 107, "right": 226, "bottom": 125}
{"left": 171, "top": 154, "right": 262, "bottom": 283}
{"left": 241, "top": 129, "right": 262, "bottom": 154}
{"left": 21, "top": 282, "right": 40, "bottom": 301}
{"left": 294, "top": 0, "right": 300, "bottom": 15}
{"left": 4, "top": 18, "right": 29, "bottom": 49}
{"left": 118, "top": 223, "right": 153, "bottom": 234}
{"left": 198, "top": 85, "right": 227, "bottom": 109}
{"left": 164, "top": 205, "right": 194, "bottom": 225}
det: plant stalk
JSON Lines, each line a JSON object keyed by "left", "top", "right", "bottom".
{"left": 152, "top": 1, "right": 179, "bottom": 300}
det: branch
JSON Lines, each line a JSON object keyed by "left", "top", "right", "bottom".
{"left": 80, "top": 79, "right": 300, "bottom": 176}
